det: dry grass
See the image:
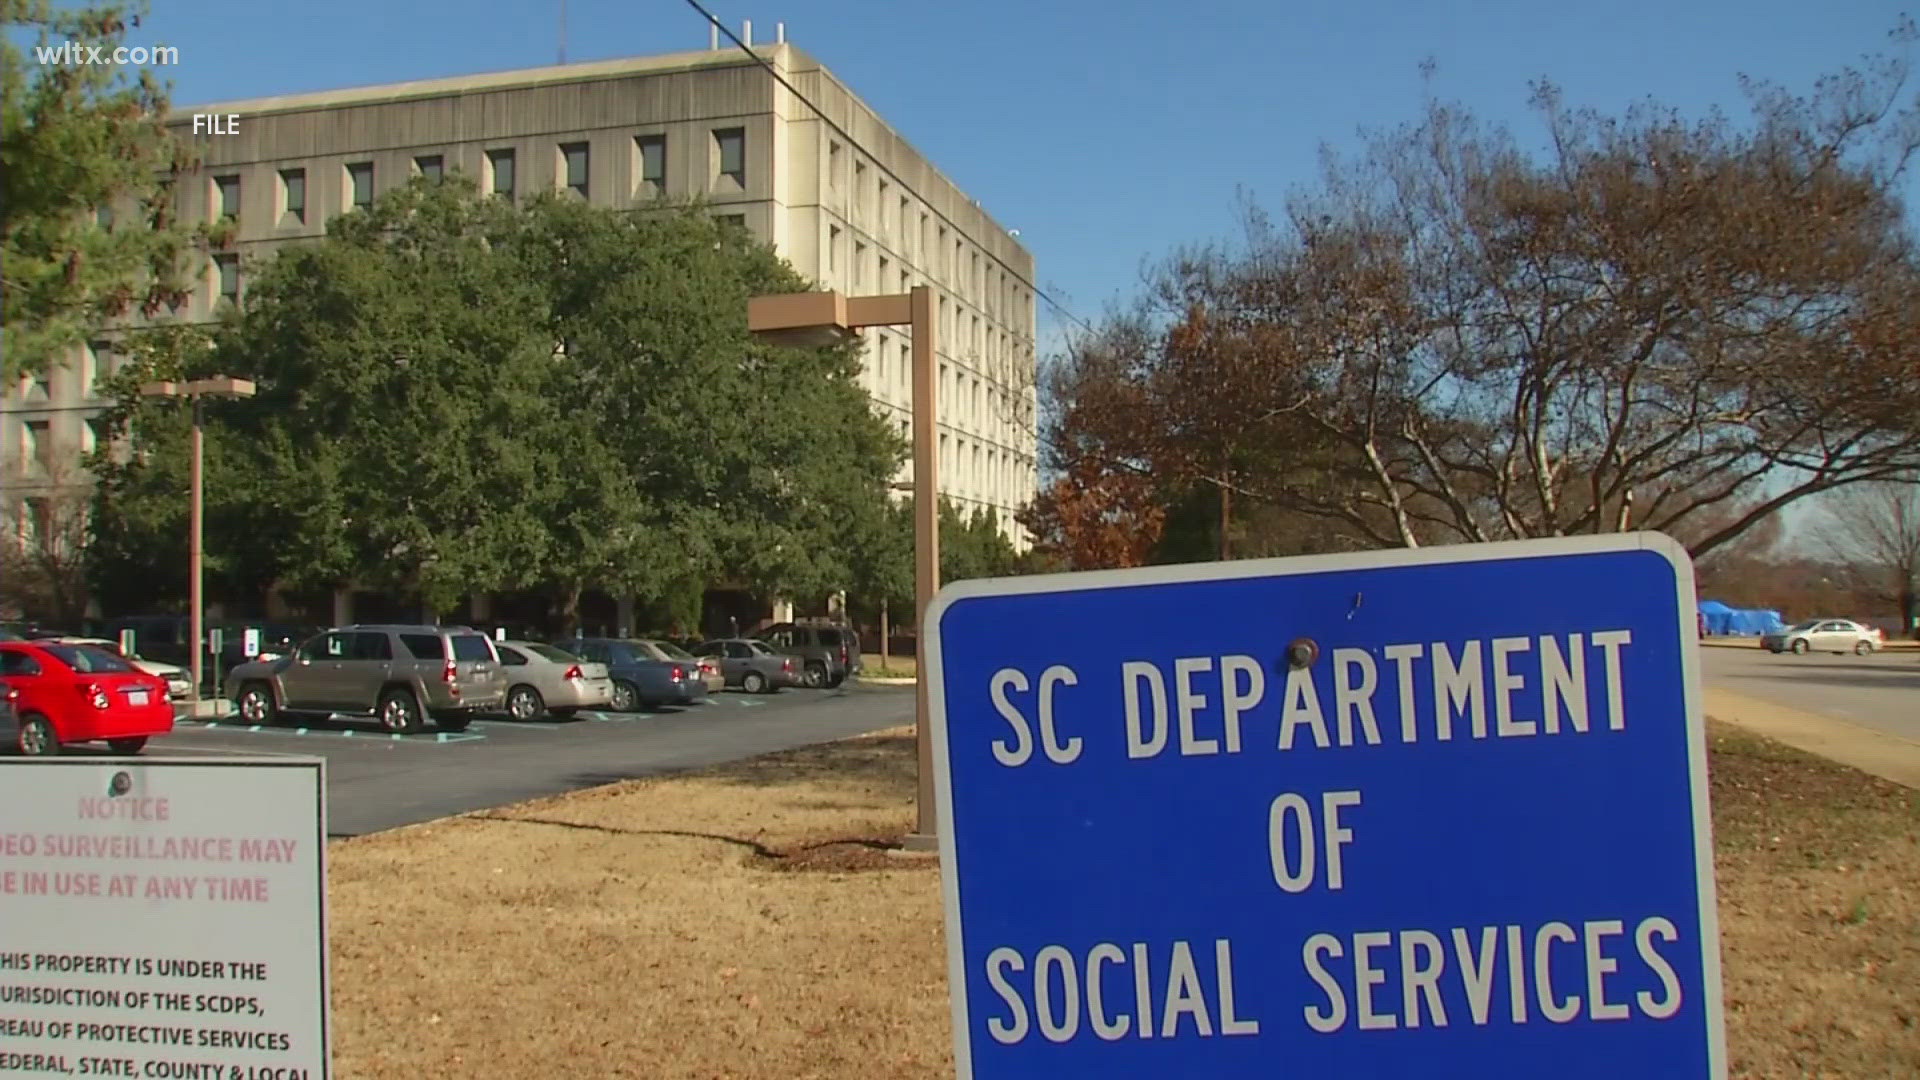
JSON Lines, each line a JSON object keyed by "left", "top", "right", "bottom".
{"left": 326, "top": 721, "right": 1919, "bottom": 1079}
{"left": 1708, "top": 721, "right": 1920, "bottom": 1077}
{"left": 860, "top": 652, "right": 917, "bottom": 678}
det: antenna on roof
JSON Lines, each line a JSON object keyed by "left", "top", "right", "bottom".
{"left": 558, "top": 0, "right": 568, "bottom": 64}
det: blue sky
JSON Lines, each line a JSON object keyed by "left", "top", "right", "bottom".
{"left": 113, "top": 0, "right": 1913, "bottom": 347}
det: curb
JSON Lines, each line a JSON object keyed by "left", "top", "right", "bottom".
{"left": 859, "top": 676, "right": 917, "bottom": 686}
{"left": 1704, "top": 686, "right": 1920, "bottom": 790}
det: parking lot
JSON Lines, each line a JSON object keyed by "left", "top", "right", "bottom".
{"left": 108, "top": 683, "right": 914, "bottom": 835}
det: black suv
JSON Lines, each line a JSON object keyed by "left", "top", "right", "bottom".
{"left": 754, "top": 622, "right": 861, "bottom": 688}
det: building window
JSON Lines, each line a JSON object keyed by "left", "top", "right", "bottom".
{"left": 560, "top": 142, "right": 589, "bottom": 197}
{"left": 214, "top": 174, "right": 240, "bottom": 220}
{"left": 634, "top": 134, "right": 665, "bottom": 193}
{"left": 900, "top": 269, "right": 911, "bottom": 293}
{"left": 853, "top": 242, "right": 866, "bottom": 290}
{"left": 347, "top": 163, "right": 373, "bottom": 210}
{"left": 853, "top": 160, "right": 867, "bottom": 215}
{"left": 487, "top": 149, "right": 516, "bottom": 198}
{"left": 938, "top": 226, "right": 948, "bottom": 279}
{"left": 827, "top": 225, "right": 840, "bottom": 274}
{"left": 85, "top": 416, "right": 109, "bottom": 454}
{"left": 214, "top": 254, "right": 239, "bottom": 308}
{"left": 414, "top": 155, "right": 444, "bottom": 182}
{"left": 877, "top": 255, "right": 890, "bottom": 291}
{"left": 279, "top": 168, "right": 306, "bottom": 225}
{"left": 714, "top": 127, "right": 746, "bottom": 185}
{"left": 24, "top": 421, "right": 51, "bottom": 475}
{"left": 900, "top": 342, "right": 911, "bottom": 389}
{"left": 828, "top": 141, "right": 842, "bottom": 187}
{"left": 716, "top": 213, "right": 747, "bottom": 233}
{"left": 878, "top": 180, "right": 889, "bottom": 233}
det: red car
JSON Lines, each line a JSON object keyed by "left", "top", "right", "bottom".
{"left": 0, "top": 640, "right": 174, "bottom": 756}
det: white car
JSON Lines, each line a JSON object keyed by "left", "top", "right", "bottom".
{"left": 1759, "top": 620, "right": 1884, "bottom": 656}
{"left": 36, "top": 636, "right": 196, "bottom": 699}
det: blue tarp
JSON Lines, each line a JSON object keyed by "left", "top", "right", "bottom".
{"left": 1699, "top": 600, "right": 1785, "bottom": 636}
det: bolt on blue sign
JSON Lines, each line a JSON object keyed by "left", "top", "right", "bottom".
{"left": 924, "top": 533, "right": 1723, "bottom": 1078}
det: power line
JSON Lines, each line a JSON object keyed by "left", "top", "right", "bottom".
{"left": 679, "top": 0, "right": 1094, "bottom": 338}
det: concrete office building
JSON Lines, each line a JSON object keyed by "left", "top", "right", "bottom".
{"left": 1, "top": 37, "right": 1039, "bottom": 564}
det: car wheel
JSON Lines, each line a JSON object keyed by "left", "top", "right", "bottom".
{"left": 437, "top": 715, "right": 472, "bottom": 733}
{"left": 237, "top": 683, "right": 278, "bottom": 725}
{"left": 742, "top": 671, "right": 767, "bottom": 694}
{"left": 827, "top": 673, "right": 846, "bottom": 689}
{"left": 803, "top": 662, "right": 827, "bottom": 689}
{"left": 507, "top": 684, "right": 545, "bottom": 721}
{"left": 378, "top": 688, "right": 424, "bottom": 733}
{"left": 1791, "top": 639, "right": 1809, "bottom": 654}
{"left": 610, "top": 680, "right": 640, "bottom": 713}
{"left": 15, "top": 715, "right": 59, "bottom": 757}
{"left": 107, "top": 737, "right": 148, "bottom": 754}
{"left": 1854, "top": 640, "right": 1873, "bottom": 655}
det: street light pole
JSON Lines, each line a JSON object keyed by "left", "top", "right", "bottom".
{"left": 908, "top": 284, "right": 939, "bottom": 844}
{"left": 189, "top": 395, "right": 205, "bottom": 706}
{"left": 141, "top": 377, "right": 257, "bottom": 713}
{"left": 746, "top": 287, "right": 941, "bottom": 847}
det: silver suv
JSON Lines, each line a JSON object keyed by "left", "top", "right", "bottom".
{"left": 224, "top": 624, "right": 508, "bottom": 733}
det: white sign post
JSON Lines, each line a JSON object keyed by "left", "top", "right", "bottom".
{"left": 0, "top": 758, "right": 329, "bottom": 1079}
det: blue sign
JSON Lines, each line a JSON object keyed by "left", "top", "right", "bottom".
{"left": 925, "top": 533, "right": 1723, "bottom": 1078}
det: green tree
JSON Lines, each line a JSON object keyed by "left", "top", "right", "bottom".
{"left": 1, "top": 1, "right": 207, "bottom": 378}
{"left": 89, "top": 179, "right": 902, "bottom": 624}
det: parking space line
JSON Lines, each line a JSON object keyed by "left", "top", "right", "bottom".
{"left": 174, "top": 721, "right": 484, "bottom": 744}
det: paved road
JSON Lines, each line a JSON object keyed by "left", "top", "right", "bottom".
{"left": 1699, "top": 646, "right": 1919, "bottom": 743}
{"left": 86, "top": 684, "right": 915, "bottom": 836}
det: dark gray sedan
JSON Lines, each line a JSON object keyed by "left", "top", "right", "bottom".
{"left": 694, "top": 638, "right": 803, "bottom": 694}
{"left": 555, "top": 638, "right": 708, "bottom": 711}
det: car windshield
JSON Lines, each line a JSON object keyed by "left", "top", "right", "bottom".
{"left": 527, "top": 644, "right": 579, "bottom": 664}
{"left": 43, "top": 645, "right": 135, "bottom": 673}
{"left": 649, "top": 641, "right": 695, "bottom": 660}
{"left": 450, "top": 635, "right": 495, "bottom": 661}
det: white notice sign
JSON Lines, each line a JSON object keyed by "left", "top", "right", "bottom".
{"left": 0, "top": 758, "right": 328, "bottom": 1079}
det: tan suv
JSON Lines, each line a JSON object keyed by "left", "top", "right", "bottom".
{"left": 224, "top": 624, "right": 508, "bottom": 733}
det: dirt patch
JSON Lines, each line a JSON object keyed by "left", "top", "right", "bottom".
{"left": 324, "top": 720, "right": 1919, "bottom": 1078}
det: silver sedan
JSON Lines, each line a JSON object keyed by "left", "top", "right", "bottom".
{"left": 494, "top": 640, "right": 614, "bottom": 719}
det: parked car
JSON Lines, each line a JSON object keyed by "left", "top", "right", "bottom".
{"left": 493, "top": 640, "right": 613, "bottom": 720}
{"left": 555, "top": 638, "right": 709, "bottom": 711}
{"left": 223, "top": 624, "right": 508, "bottom": 733}
{"left": 0, "top": 640, "right": 174, "bottom": 756}
{"left": 695, "top": 638, "right": 802, "bottom": 693}
{"left": 754, "top": 622, "right": 862, "bottom": 688}
{"left": 635, "top": 639, "right": 724, "bottom": 693}
{"left": 35, "top": 636, "right": 193, "bottom": 701}
{"left": 1760, "top": 619, "right": 1884, "bottom": 655}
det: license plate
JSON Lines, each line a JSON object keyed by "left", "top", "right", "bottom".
{"left": 127, "top": 689, "right": 149, "bottom": 706}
